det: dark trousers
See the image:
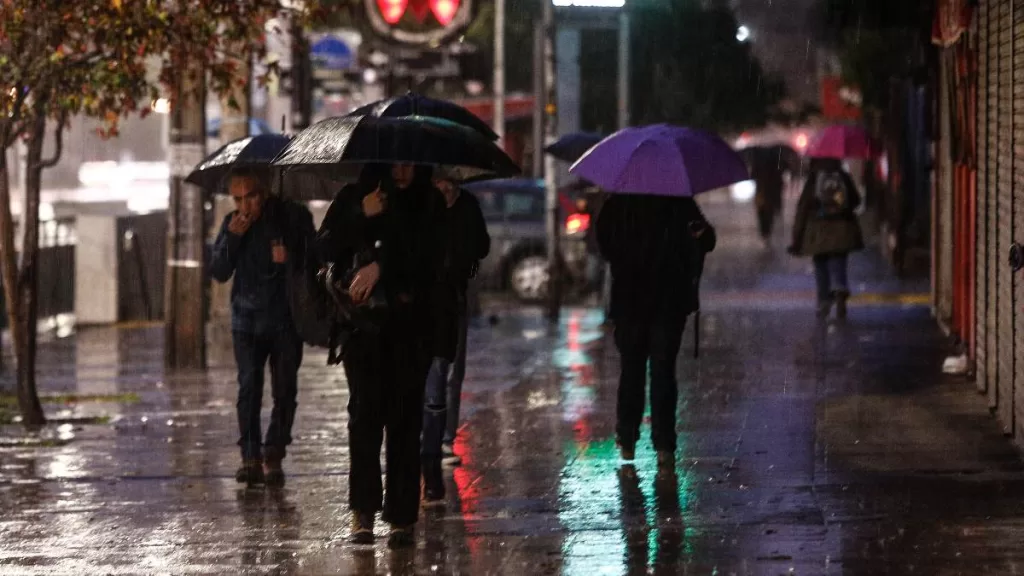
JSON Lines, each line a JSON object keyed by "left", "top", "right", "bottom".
{"left": 444, "top": 302, "right": 469, "bottom": 444}
{"left": 613, "top": 315, "right": 687, "bottom": 452}
{"left": 756, "top": 207, "right": 776, "bottom": 239}
{"left": 233, "top": 327, "right": 303, "bottom": 462}
{"left": 343, "top": 311, "right": 430, "bottom": 526}
{"left": 422, "top": 357, "right": 451, "bottom": 459}
{"left": 812, "top": 253, "right": 850, "bottom": 302}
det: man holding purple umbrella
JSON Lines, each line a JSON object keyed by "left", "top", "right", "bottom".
{"left": 596, "top": 195, "right": 716, "bottom": 468}
{"left": 574, "top": 125, "right": 744, "bottom": 468}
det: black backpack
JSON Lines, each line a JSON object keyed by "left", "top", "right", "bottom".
{"left": 814, "top": 170, "right": 852, "bottom": 219}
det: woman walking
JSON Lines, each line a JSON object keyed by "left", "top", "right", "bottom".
{"left": 788, "top": 158, "right": 864, "bottom": 319}
{"left": 316, "top": 163, "right": 445, "bottom": 547}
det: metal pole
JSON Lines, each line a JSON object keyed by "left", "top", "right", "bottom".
{"left": 493, "top": 0, "right": 506, "bottom": 143}
{"left": 618, "top": 11, "right": 630, "bottom": 130}
{"left": 532, "top": 25, "right": 544, "bottom": 178}
{"left": 543, "top": 0, "right": 561, "bottom": 322}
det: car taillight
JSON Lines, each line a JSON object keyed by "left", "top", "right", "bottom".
{"left": 565, "top": 213, "right": 590, "bottom": 235}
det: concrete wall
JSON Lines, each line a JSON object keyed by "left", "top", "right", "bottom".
{"left": 75, "top": 215, "right": 118, "bottom": 325}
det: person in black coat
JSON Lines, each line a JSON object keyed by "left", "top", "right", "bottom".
{"left": 421, "top": 177, "right": 490, "bottom": 504}
{"left": 596, "top": 194, "right": 716, "bottom": 468}
{"left": 315, "top": 163, "right": 445, "bottom": 547}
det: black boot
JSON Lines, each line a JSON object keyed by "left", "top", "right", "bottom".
{"left": 265, "top": 446, "right": 286, "bottom": 488}
{"left": 235, "top": 459, "right": 265, "bottom": 487}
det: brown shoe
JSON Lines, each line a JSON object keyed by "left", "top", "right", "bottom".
{"left": 388, "top": 524, "right": 415, "bottom": 548}
{"left": 235, "top": 460, "right": 265, "bottom": 486}
{"left": 349, "top": 511, "right": 375, "bottom": 545}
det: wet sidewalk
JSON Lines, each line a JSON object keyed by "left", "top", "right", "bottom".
{"left": 1, "top": 193, "right": 1023, "bottom": 575}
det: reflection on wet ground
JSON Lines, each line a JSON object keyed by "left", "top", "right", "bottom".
{"left": 1, "top": 193, "right": 1022, "bottom": 574}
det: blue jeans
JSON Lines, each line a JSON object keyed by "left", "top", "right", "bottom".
{"left": 422, "top": 357, "right": 452, "bottom": 459}
{"left": 233, "top": 327, "right": 303, "bottom": 462}
{"left": 812, "top": 254, "right": 850, "bottom": 302}
{"left": 444, "top": 303, "right": 470, "bottom": 445}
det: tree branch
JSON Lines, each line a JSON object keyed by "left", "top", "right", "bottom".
{"left": 33, "top": 112, "right": 66, "bottom": 170}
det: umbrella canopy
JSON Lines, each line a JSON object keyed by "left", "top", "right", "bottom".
{"left": 569, "top": 124, "right": 749, "bottom": 197}
{"left": 271, "top": 114, "right": 520, "bottom": 183}
{"left": 348, "top": 92, "right": 499, "bottom": 140}
{"left": 544, "top": 132, "right": 604, "bottom": 163}
{"left": 807, "top": 124, "right": 873, "bottom": 159}
{"left": 185, "top": 134, "right": 291, "bottom": 190}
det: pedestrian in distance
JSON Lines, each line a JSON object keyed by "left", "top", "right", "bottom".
{"left": 421, "top": 176, "right": 490, "bottom": 506}
{"left": 787, "top": 158, "right": 864, "bottom": 319}
{"left": 210, "top": 167, "right": 316, "bottom": 488}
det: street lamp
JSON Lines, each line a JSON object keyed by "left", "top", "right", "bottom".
{"left": 736, "top": 25, "right": 750, "bottom": 42}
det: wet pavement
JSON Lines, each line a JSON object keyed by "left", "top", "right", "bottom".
{"left": 1, "top": 192, "right": 1022, "bottom": 575}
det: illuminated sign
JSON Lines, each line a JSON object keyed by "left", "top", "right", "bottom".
{"left": 364, "top": 0, "right": 473, "bottom": 45}
{"left": 552, "top": 0, "right": 625, "bottom": 7}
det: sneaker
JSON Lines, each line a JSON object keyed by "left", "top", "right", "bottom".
{"left": 265, "top": 460, "right": 285, "bottom": 488}
{"left": 387, "top": 524, "right": 415, "bottom": 548}
{"left": 235, "top": 460, "right": 265, "bottom": 486}
{"left": 349, "top": 511, "right": 375, "bottom": 545}
{"left": 441, "top": 443, "right": 462, "bottom": 467}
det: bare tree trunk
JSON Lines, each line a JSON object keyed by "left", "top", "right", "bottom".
{"left": 13, "top": 113, "right": 47, "bottom": 428}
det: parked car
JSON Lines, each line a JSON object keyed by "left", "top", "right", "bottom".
{"left": 463, "top": 178, "right": 597, "bottom": 302}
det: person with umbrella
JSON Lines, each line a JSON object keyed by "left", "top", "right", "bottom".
{"left": 208, "top": 165, "right": 316, "bottom": 488}
{"left": 315, "top": 162, "right": 446, "bottom": 547}
{"left": 420, "top": 174, "right": 490, "bottom": 503}
{"left": 573, "top": 125, "right": 741, "bottom": 467}
{"left": 743, "top": 147, "right": 786, "bottom": 246}
{"left": 787, "top": 157, "right": 864, "bottom": 319}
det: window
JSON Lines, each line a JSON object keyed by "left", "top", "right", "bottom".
{"left": 504, "top": 192, "right": 543, "bottom": 221}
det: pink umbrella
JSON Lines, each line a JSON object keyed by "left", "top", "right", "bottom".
{"left": 806, "top": 124, "right": 874, "bottom": 159}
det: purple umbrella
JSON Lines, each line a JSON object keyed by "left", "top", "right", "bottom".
{"left": 569, "top": 124, "right": 749, "bottom": 197}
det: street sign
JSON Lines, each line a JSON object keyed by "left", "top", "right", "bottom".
{"left": 310, "top": 35, "right": 354, "bottom": 71}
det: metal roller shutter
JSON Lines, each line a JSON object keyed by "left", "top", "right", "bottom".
{"left": 989, "top": 0, "right": 1001, "bottom": 411}
{"left": 997, "top": 0, "right": 1014, "bottom": 434}
{"left": 1014, "top": 0, "right": 1024, "bottom": 437}
{"left": 977, "top": 0, "right": 989, "bottom": 394}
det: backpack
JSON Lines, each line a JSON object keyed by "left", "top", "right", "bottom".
{"left": 814, "top": 171, "right": 851, "bottom": 219}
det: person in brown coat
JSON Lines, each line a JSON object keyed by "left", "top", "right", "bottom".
{"left": 787, "top": 158, "right": 864, "bottom": 319}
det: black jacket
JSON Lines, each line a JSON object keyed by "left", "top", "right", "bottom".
{"left": 596, "top": 194, "right": 716, "bottom": 323}
{"left": 315, "top": 167, "right": 446, "bottom": 329}
{"left": 431, "top": 189, "right": 491, "bottom": 361}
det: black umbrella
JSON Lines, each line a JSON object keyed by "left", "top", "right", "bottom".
{"left": 185, "top": 134, "right": 291, "bottom": 190}
{"left": 349, "top": 92, "right": 499, "bottom": 141}
{"left": 545, "top": 132, "right": 604, "bottom": 163}
{"left": 272, "top": 115, "right": 520, "bottom": 183}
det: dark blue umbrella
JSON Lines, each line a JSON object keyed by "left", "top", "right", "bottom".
{"left": 186, "top": 134, "right": 291, "bottom": 190}
{"left": 348, "top": 92, "right": 499, "bottom": 141}
{"left": 544, "top": 132, "right": 604, "bottom": 163}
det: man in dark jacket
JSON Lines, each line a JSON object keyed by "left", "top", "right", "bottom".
{"left": 596, "top": 194, "right": 716, "bottom": 468}
{"left": 210, "top": 167, "right": 315, "bottom": 488}
{"left": 421, "top": 177, "right": 490, "bottom": 503}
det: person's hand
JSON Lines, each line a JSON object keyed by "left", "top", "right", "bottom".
{"left": 271, "top": 239, "right": 287, "bottom": 264}
{"left": 688, "top": 220, "right": 707, "bottom": 238}
{"left": 228, "top": 212, "right": 252, "bottom": 236}
{"left": 362, "top": 187, "right": 386, "bottom": 217}
{"left": 348, "top": 262, "right": 381, "bottom": 304}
